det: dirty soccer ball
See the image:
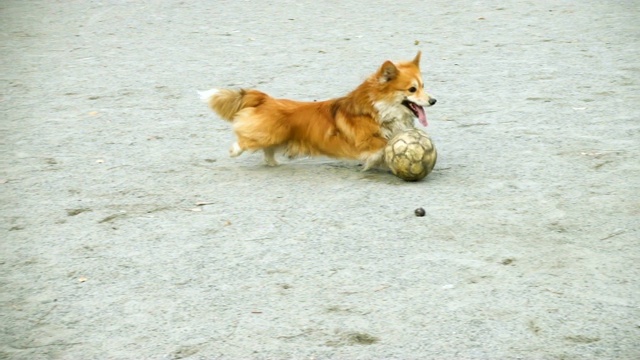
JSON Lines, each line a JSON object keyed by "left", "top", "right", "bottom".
{"left": 384, "top": 129, "right": 437, "bottom": 181}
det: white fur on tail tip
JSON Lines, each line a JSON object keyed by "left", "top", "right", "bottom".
{"left": 198, "top": 88, "right": 219, "bottom": 102}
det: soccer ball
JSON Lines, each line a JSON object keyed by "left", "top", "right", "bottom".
{"left": 384, "top": 129, "right": 437, "bottom": 181}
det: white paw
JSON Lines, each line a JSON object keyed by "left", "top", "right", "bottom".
{"left": 265, "top": 158, "right": 279, "bottom": 167}
{"left": 229, "top": 142, "right": 243, "bottom": 157}
{"left": 362, "top": 151, "right": 384, "bottom": 171}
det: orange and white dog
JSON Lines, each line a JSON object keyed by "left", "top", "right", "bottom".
{"left": 199, "top": 51, "right": 436, "bottom": 170}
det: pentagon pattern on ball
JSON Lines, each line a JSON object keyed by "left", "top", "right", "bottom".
{"left": 384, "top": 129, "right": 437, "bottom": 182}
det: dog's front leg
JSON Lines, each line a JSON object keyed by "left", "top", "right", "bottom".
{"left": 361, "top": 149, "right": 387, "bottom": 171}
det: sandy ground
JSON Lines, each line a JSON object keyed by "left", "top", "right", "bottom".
{"left": 1, "top": 1, "right": 639, "bottom": 359}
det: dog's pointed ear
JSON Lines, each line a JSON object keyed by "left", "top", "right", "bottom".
{"left": 379, "top": 61, "right": 399, "bottom": 82}
{"left": 412, "top": 51, "right": 422, "bottom": 66}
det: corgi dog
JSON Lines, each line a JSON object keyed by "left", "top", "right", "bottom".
{"left": 199, "top": 51, "right": 436, "bottom": 169}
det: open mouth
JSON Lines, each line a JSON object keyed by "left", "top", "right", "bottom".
{"left": 402, "top": 100, "right": 428, "bottom": 127}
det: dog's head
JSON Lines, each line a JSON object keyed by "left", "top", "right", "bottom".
{"left": 374, "top": 51, "right": 436, "bottom": 127}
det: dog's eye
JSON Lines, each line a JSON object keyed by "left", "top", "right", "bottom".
{"left": 408, "top": 87, "right": 417, "bottom": 93}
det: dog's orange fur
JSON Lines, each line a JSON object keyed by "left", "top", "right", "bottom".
{"left": 200, "top": 52, "right": 435, "bottom": 169}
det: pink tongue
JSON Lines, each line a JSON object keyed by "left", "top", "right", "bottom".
{"left": 410, "top": 102, "right": 428, "bottom": 127}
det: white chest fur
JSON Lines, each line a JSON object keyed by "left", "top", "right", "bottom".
{"left": 374, "top": 101, "right": 416, "bottom": 139}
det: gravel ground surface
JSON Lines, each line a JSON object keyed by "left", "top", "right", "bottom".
{"left": 1, "top": 1, "right": 639, "bottom": 359}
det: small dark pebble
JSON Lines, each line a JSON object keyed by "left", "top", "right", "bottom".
{"left": 414, "top": 207, "right": 426, "bottom": 217}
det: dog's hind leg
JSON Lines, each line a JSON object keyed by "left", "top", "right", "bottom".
{"left": 231, "top": 136, "right": 279, "bottom": 166}
{"left": 263, "top": 147, "right": 278, "bottom": 166}
{"left": 229, "top": 142, "right": 244, "bottom": 157}
{"left": 232, "top": 111, "right": 286, "bottom": 166}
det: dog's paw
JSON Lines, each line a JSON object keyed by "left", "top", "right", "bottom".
{"left": 229, "top": 142, "right": 244, "bottom": 157}
{"left": 263, "top": 148, "right": 279, "bottom": 166}
{"left": 361, "top": 151, "right": 385, "bottom": 171}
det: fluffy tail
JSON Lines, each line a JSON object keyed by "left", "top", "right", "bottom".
{"left": 198, "top": 88, "right": 268, "bottom": 121}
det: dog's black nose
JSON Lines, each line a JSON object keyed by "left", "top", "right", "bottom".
{"left": 429, "top": 98, "right": 437, "bottom": 106}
